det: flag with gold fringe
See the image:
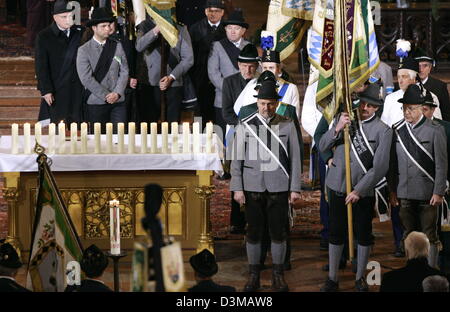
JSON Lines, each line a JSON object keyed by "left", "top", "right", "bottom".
{"left": 262, "top": 0, "right": 312, "bottom": 62}
{"left": 308, "top": 0, "right": 380, "bottom": 122}
{"left": 26, "top": 153, "right": 83, "bottom": 292}
{"left": 142, "top": 0, "right": 179, "bottom": 48}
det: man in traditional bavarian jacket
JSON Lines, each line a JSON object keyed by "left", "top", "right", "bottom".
{"left": 76, "top": 7, "right": 129, "bottom": 129}
{"left": 388, "top": 84, "right": 448, "bottom": 269}
{"left": 230, "top": 80, "right": 302, "bottom": 292}
{"left": 319, "top": 83, "right": 392, "bottom": 292}
{"left": 208, "top": 9, "right": 249, "bottom": 133}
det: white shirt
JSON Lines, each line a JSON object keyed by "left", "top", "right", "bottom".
{"left": 301, "top": 81, "right": 323, "bottom": 140}
{"left": 381, "top": 87, "right": 442, "bottom": 127}
{"left": 57, "top": 24, "right": 70, "bottom": 37}
{"left": 93, "top": 36, "right": 106, "bottom": 46}
{"left": 208, "top": 21, "right": 221, "bottom": 28}
{"left": 231, "top": 38, "right": 242, "bottom": 48}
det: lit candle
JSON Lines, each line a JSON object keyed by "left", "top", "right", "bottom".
{"left": 182, "top": 122, "right": 190, "bottom": 153}
{"left": 193, "top": 122, "right": 200, "bottom": 153}
{"left": 106, "top": 123, "right": 113, "bottom": 154}
{"left": 171, "top": 122, "right": 178, "bottom": 154}
{"left": 11, "top": 123, "right": 18, "bottom": 154}
{"left": 140, "top": 122, "right": 147, "bottom": 153}
{"left": 48, "top": 123, "right": 56, "bottom": 154}
{"left": 161, "top": 122, "right": 168, "bottom": 154}
{"left": 70, "top": 123, "right": 77, "bottom": 154}
{"left": 109, "top": 200, "right": 121, "bottom": 255}
{"left": 58, "top": 121, "right": 66, "bottom": 154}
{"left": 34, "top": 122, "right": 42, "bottom": 145}
{"left": 206, "top": 122, "right": 213, "bottom": 153}
{"left": 150, "top": 122, "right": 157, "bottom": 153}
{"left": 128, "top": 122, "right": 135, "bottom": 154}
{"left": 117, "top": 122, "right": 125, "bottom": 154}
{"left": 23, "top": 123, "right": 31, "bottom": 154}
{"left": 94, "top": 123, "right": 101, "bottom": 154}
{"left": 80, "top": 122, "right": 88, "bottom": 154}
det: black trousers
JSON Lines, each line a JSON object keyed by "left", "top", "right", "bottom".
{"left": 87, "top": 102, "right": 127, "bottom": 132}
{"left": 230, "top": 191, "right": 246, "bottom": 228}
{"left": 151, "top": 86, "right": 183, "bottom": 122}
{"left": 195, "top": 82, "right": 215, "bottom": 123}
{"left": 245, "top": 191, "right": 289, "bottom": 244}
{"left": 328, "top": 189, "right": 375, "bottom": 246}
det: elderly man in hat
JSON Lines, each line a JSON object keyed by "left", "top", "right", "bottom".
{"left": 415, "top": 48, "right": 450, "bottom": 122}
{"left": 208, "top": 9, "right": 250, "bottom": 134}
{"left": 0, "top": 241, "right": 30, "bottom": 292}
{"left": 381, "top": 55, "right": 442, "bottom": 128}
{"left": 189, "top": 0, "right": 227, "bottom": 123}
{"left": 388, "top": 84, "right": 448, "bottom": 269}
{"left": 35, "top": 0, "right": 85, "bottom": 124}
{"left": 234, "top": 50, "right": 300, "bottom": 121}
{"left": 222, "top": 43, "right": 259, "bottom": 234}
{"left": 76, "top": 7, "right": 129, "bottom": 129}
{"left": 230, "top": 79, "right": 302, "bottom": 292}
{"left": 188, "top": 249, "right": 236, "bottom": 292}
{"left": 318, "top": 82, "right": 393, "bottom": 292}
{"left": 65, "top": 244, "right": 112, "bottom": 292}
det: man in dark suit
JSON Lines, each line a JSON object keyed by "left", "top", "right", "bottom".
{"left": 35, "top": 0, "right": 85, "bottom": 124}
{"left": 415, "top": 49, "right": 450, "bottom": 122}
{"left": 0, "top": 241, "right": 31, "bottom": 292}
{"left": 380, "top": 231, "right": 446, "bottom": 292}
{"left": 65, "top": 244, "right": 112, "bottom": 292}
{"left": 188, "top": 249, "right": 236, "bottom": 292}
{"left": 189, "top": 0, "right": 226, "bottom": 123}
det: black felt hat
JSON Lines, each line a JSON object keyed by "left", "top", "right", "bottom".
{"left": 399, "top": 55, "right": 419, "bottom": 72}
{"left": 222, "top": 9, "right": 249, "bottom": 29}
{"left": 254, "top": 70, "right": 277, "bottom": 90}
{"left": 414, "top": 47, "right": 435, "bottom": 66}
{"left": 0, "top": 241, "right": 22, "bottom": 269}
{"left": 53, "top": 0, "right": 74, "bottom": 15}
{"left": 189, "top": 249, "right": 218, "bottom": 277}
{"left": 423, "top": 90, "right": 438, "bottom": 107}
{"left": 261, "top": 49, "right": 280, "bottom": 64}
{"left": 398, "top": 84, "right": 425, "bottom": 105}
{"left": 205, "top": 0, "right": 225, "bottom": 9}
{"left": 254, "top": 80, "right": 281, "bottom": 100}
{"left": 86, "top": 7, "right": 115, "bottom": 27}
{"left": 238, "top": 44, "right": 259, "bottom": 63}
{"left": 357, "top": 82, "right": 384, "bottom": 106}
{"left": 80, "top": 244, "right": 108, "bottom": 278}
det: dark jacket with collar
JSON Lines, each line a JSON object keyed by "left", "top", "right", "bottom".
{"left": 222, "top": 72, "right": 250, "bottom": 126}
{"left": 0, "top": 277, "right": 31, "bottom": 292}
{"left": 188, "top": 279, "right": 236, "bottom": 292}
{"left": 189, "top": 18, "right": 226, "bottom": 89}
{"left": 380, "top": 257, "right": 445, "bottom": 292}
{"left": 35, "top": 22, "right": 85, "bottom": 122}
{"left": 424, "top": 76, "right": 450, "bottom": 122}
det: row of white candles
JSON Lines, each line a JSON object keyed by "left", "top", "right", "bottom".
{"left": 10, "top": 121, "right": 214, "bottom": 155}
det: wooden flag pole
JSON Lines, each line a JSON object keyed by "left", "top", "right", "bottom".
{"left": 337, "top": 0, "right": 354, "bottom": 260}
{"left": 160, "top": 36, "right": 168, "bottom": 122}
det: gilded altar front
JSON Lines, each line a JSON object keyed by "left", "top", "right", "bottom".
{"left": 1, "top": 170, "right": 215, "bottom": 262}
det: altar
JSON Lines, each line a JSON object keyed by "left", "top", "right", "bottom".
{"left": 0, "top": 133, "right": 223, "bottom": 262}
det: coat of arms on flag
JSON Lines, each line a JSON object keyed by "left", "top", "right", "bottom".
{"left": 26, "top": 153, "right": 83, "bottom": 292}
{"left": 160, "top": 241, "right": 185, "bottom": 292}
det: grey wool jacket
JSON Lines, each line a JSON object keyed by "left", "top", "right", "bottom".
{"left": 230, "top": 113, "right": 302, "bottom": 193}
{"left": 388, "top": 116, "right": 448, "bottom": 200}
{"left": 207, "top": 38, "right": 249, "bottom": 108}
{"left": 76, "top": 38, "right": 129, "bottom": 104}
{"left": 135, "top": 24, "right": 194, "bottom": 87}
{"left": 319, "top": 114, "right": 393, "bottom": 197}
